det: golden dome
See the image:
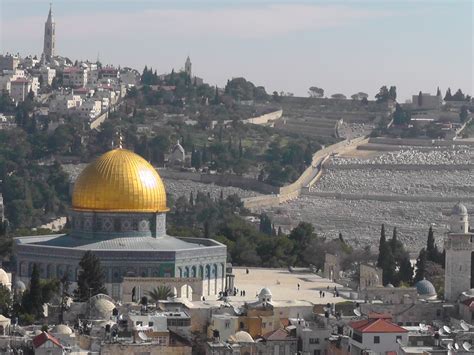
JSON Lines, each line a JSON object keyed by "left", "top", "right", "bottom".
{"left": 72, "top": 149, "right": 168, "bottom": 212}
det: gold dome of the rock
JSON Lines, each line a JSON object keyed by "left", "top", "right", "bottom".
{"left": 72, "top": 149, "right": 168, "bottom": 212}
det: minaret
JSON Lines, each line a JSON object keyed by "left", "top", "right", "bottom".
{"left": 43, "top": 3, "right": 55, "bottom": 62}
{"left": 185, "top": 56, "right": 192, "bottom": 77}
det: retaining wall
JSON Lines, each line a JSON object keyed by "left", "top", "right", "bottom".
{"left": 368, "top": 137, "right": 474, "bottom": 147}
{"left": 302, "top": 191, "right": 474, "bottom": 203}
{"left": 243, "top": 109, "right": 283, "bottom": 125}
{"left": 158, "top": 169, "right": 279, "bottom": 195}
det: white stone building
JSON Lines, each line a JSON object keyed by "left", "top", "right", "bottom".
{"left": 444, "top": 203, "right": 473, "bottom": 302}
{"left": 10, "top": 77, "right": 38, "bottom": 102}
{"left": 49, "top": 94, "right": 83, "bottom": 115}
{"left": 63, "top": 67, "right": 88, "bottom": 88}
{"left": 0, "top": 54, "right": 19, "bottom": 71}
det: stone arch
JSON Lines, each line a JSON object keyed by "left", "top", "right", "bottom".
{"left": 199, "top": 265, "right": 204, "bottom": 279}
{"left": 67, "top": 265, "right": 74, "bottom": 282}
{"left": 191, "top": 265, "right": 197, "bottom": 277}
{"left": 178, "top": 267, "right": 183, "bottom": 278}
{"left": 75, "top": 268, "right": 80, "bottom": 282}
{"left": 20, "top": 262, "right": 28, "bottom": 277}
{"left": 180, "top": 284, "right": 193, "bottom": 300}
{"left": 172, "top": 287, "right": 178, "bottom": 298}
{"left": 205, "top": 265, "right": 211, "bottom": 279}
{"left": 57, "top": 265, "right": 65, "bottom": 279}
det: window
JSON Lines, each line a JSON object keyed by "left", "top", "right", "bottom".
{"left": 309, "top": 338, "right": 320, "bottom": 344}
{"left": 396, "top": 335, "right": 402, "bottom": 342}
{"left": 136, "top": 321, "right": 143, "bottom": 326}
{"left": 374, "top": 336, "right": 380, "bottom": 344}
{"left": 225, "top": 321, "right": 230, "bottom": 329}
{"left": 148, "top": 322, "right": 154, "bottom": 327}
{"left": 313, "top": 351, "right": 321, "bottom": 355}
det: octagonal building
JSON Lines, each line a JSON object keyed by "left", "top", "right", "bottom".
{"left": 14, "top": 148, "right": 227, "bottom": 300}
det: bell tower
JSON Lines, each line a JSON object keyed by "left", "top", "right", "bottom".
{"left": 43, "top": 3, "right": 55, "bottom": 62}
{"left": 444, "top": 203, "right": 473, "bottom": 301}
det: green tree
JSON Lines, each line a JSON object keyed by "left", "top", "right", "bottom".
{"left": 436, "top": 87, "right": 441, "bottom": 97}
{"left": 21, "top": 264, "right": 43, "bottom": 319}
{"left": 388, "top": 86, "right": 397, "bottom": 101}
{"left": 398, "top": 255, "right": 413, "bottom": 284}
{"left": 444, "top": 88, "right": 452, "bottom": 101}
{"left": 375, "top": 86, "right": 389, "bottom": 102}
{"left": 393, "top": 104, "right": 411, "bottom": 125}
{"left": 147, "top": 286, "right": 175, "bottom": 303}
{"left": 259, "top": 213, "right": 273, "bottom": 236}
{"left": 377, "top": 224, "right": 386, "bottom": 268}
{"left": 0, "top": 285, "right": 12, "bottom": 317}
{"left": 460, "top": 106, "right": 469, "bottom": 123}
{"left": 414, "top": 248, "right": 427, "bottom": 283}
{"left": 417, "top": 91, "right": 423, "bottom": 106}
{"left": 74, "top": 251, "right": 107, "bottom": 301}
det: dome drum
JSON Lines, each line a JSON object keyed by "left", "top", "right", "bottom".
{"left": 70, "top": 210, "right": 166, "bottom": 239}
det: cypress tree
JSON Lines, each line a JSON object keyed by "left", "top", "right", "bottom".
{"left": 189, "top": 192, "right": 194, "bottom": 206}
{"left": 444, "top": 88, "right": 452, "bottom": 101}
{"left": 398, "top": 255, "right": 413, "bottom": 285}
{"left": 436, "top": 87, "right": 441, "bottom": 97}
{"left": 22, "top": 264, "right": 43, "bottom": 319}
{"left": 239, "top": 138, "right": 243, "bottom": 159}
{"left": 417, "top": 91, "right": 423, "bottom": 106}
{"left": 390, "top": 227, "right": 398, "bottom": 253}
{"left": 414, "top": 248, "right": 427, "bottom": 283}
{"left": 377, "top": 224, "right": 386, "bottom": 268}
{"left": 75, "top": 251, "right": 107, "bottom": 301}
{"left": 426, "top": 226, "right": 435, "bottom": 260}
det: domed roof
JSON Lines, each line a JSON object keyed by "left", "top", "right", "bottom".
{"left": 415, "top": 278, "right": 436, "bottom": 296}
{"left": 229, "top": 331, "right": 254, "bottom": 343}
{"left": 452, "top": 203, "right": 468, "bottom": 216}
{"left": 15, "top": 280, "right": 26, "bottom": 291}
{"left": 0, "top": 269, "right": 9, "bottom": 286}
{"left": 468, "top": 289, "right": 474, "bottom": 296}
{"left": 386, "top": 283, "right": 395, "bottom": 288}
{"left": 88, "top": 295, "right": 116, "bottom": 320}
{"left": 72, "top": 149, "right": 168, "bottom": 213}
{"left": 52, "top": 324, "right": 72, "bottom": 335}
{"left": 259, "top": 287, "right": 272, "bottom": 297}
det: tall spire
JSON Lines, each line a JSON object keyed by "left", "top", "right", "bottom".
{"left": 43, "top": 3, "right": 55, "bottom": 62}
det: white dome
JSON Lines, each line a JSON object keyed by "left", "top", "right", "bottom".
{"left": 88, "top": 295, "right": 116, "bottom": 320}
{"left": 452, "top": 203, "right": 468, "bottom": 216}
{"left": 230, "top": 331, "right": 254, "bottom": 343}
{"left": 52, "top": 324, "right": 72, "bottom": 335}
{"left": 15, "top": 280, "right": 26, "bottom": 291}
{"left": 259, "top": 287, "right": 272, "bottom": 297}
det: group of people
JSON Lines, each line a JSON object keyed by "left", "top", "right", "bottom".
{"left": 319, "top": 285, "right": 339, "bottom": 298}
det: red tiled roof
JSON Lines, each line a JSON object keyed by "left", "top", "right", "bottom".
{"left": 349, "top": 318, "right": 407, "bottom": 334}
{"left": 32, "top": 332, "right": 63, "bottom": 349}
{"left": 11, "top": 78, "right": 29, "bottom": 83}
{"left": 262, "top": 328, "right": 295, "bottom": 341}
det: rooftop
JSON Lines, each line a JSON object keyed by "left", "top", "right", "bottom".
{"left": 350, "top": 317, "right": 408, "bottom": 334}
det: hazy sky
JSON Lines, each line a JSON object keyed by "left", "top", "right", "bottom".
{"left": 1, "top": 0, "right": 472, "bottom": 100}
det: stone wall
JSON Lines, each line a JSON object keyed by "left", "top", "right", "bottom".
{"left": 158, "top": 169, "right": 279, "bottom": 195}
{"left": 243, "top": 109, "right": 283, "bottom": 125}
{"left": 243, "top": 136, "right": 369, "bottom": 209}
{"left": 303, "top": 191, "right": 474, "bottom": 203}
{"left": 369, "top": 137, "right": 474, "bottom": 147}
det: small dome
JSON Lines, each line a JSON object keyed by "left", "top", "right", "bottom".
{"left": 15, "top": 280, "right": 26, "bottom": 291}
{"left": 468, "top": 289, "right": 474, "bottom": 296}
{"left": 415, "top": 278, "right": 436, "bottom": 296}
{"left": 386, "top": 283, "right": 395, "bottom": 288}
{"left": 52, "top": 324, "right": 72, "bottom": 335}
{"left": 229, "top": 331, "right": 254, "bottom": 343}
{"left": 0, "top": 269, "right": 9, "bottom": 286}
{"left": 88, "top": 295, "right": 116, "bottom": 320}
{"left": 259, "top": 288, "right": 272, "bottom": 297}
{"left": 452, "top": 203, "right": 468, "bottom": 216}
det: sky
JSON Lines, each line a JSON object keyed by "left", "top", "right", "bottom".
{"left": 0, "top": 0, "right": 472, "bottom": 100}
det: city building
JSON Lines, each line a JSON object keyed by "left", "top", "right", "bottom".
{"left": 348, "top": 313, "right": 408, "bottom": 355}
{"left": 43, "top": 4, "right": 55, "bottom": 62}
{"left": 0, "top": 54, "right": 19, "bottom": 71}
{"left": 14, "top": 148, "right": 227, "bottom": 300}
{"left": 411, "top": 92, "right": 442, "bottom": 110}
{"left": 62, "top": 67, "right": 88, "bottom": 88}
{"left": 444, "top": 202, "right": 473, "bottom": 302}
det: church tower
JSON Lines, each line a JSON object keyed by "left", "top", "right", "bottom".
{"left": 43, "top": 4, "right": 55, "bottom": 62}
{"left": 444, "top": 203, "right": 473, "bottom": 301}
{"left": 185, "top": 56, "right": 192, "bottom": 78}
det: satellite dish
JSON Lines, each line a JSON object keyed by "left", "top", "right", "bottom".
{"left": 353, "top": 309, "right": 361, "bottom": 317}
{"left": 138, "top": 332, "right": 149, "bottom": 341}
{"left": 396, "top": 338, "right": 402, "bottom": 344}
{"left": 454, "top": 343, "right": 460, "bottom": 350}
{"left": 463, "top": 342, "right": 471, "bottom": 351}
{"left": 460, "top": 320, "right": 469, "bottom": 331}
{"left": 443, "top": 325, "right": 451, "bottom": 334}
{"left": 447, "top": 343, "right": 453, "bottom": 350}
